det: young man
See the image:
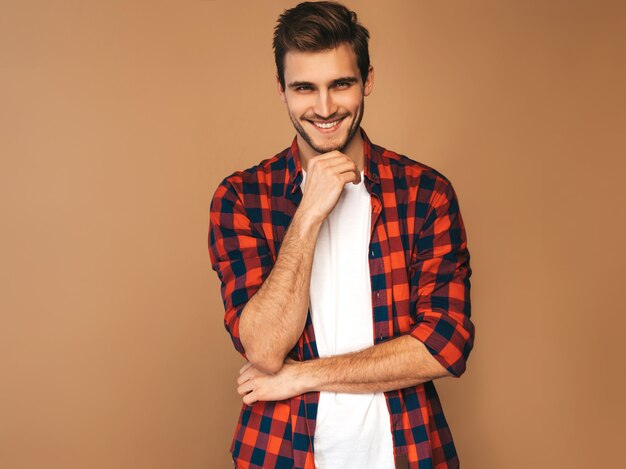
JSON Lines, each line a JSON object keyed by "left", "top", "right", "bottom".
{"left": 208, "top": 2, "right": 475, "bottom": 468}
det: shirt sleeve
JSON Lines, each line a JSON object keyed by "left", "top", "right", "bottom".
{"left": 208, "top": 177, "right": 274, "bottom": 359}
{"left": 409, "top": 176, "right": 475, "bottom": 378}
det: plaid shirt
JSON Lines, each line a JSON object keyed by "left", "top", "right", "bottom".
{"left": 208, "top": 127, "right": 474, "bottom": 469}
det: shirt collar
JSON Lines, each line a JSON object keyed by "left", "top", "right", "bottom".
{"left": 287, "top": 127, "right": 381, "bottom": 194}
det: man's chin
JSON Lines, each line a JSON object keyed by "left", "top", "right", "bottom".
{"left": 306, "top": 132, "right": 349, "bottom": 154}
{"left": 309, "top": 141, "right": 345, "bottom": 155}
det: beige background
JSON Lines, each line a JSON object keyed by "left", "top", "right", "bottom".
{"left": 1, "top": 1, "right": 625, "bottom": 468}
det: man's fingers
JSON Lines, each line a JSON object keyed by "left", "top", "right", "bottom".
{"left": 238, "top": 364, "right": 266, "bottom": 384}
{"left": 339, "top": 170, "right": 360, "bottom": 185}
{"left": 243, "top": 391, "right": 257, "bottom": 406}
{"left": 308, "top": 151, "right": 358, "bottom": 172}
{"left": 237, "top": 380, "right": 254, "bottom": 396}
{"left": 316, "top": 155, "right": 357, "bottom": 174}
{"left": 309, "top": 150, "right": 346, "bottom": 162}
{"left": 322, "top": 158, "right": 361, "bottom": 183}
{"left": 239, "top": 361, "right": 253, "bottom": 374}
{"left": 313, "top": 159, "right": 360, "bottom": 186}
{"left": 328, "top": 159, "right": 358, "bottom": 174}
{"left": 239, "top": 379, "right": 259, "bottom": 406}
{"left": 309, "top": 151, "right": 361, "bottom": 184}
{"left": 237, "top": 363, "right": 255, "bottom": 388}
{"left": 237, "top": 369, "right": 255, "bottom": 385}
{"left": 351, "top": 168, "right": 362, "bottom": 184}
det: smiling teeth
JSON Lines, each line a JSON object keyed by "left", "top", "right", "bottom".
{"left": 314, "top": 120, "right": 340, "bottom": 129}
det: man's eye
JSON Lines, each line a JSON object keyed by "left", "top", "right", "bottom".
{"left": 296, "top": 86, "right": 312, "bottom": 91}
{"left": 335, "top": 82, "right": 350, "bottom": 88}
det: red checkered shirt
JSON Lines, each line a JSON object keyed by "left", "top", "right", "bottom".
{"left": 208, "top": 127, "right": 475, "bottom": 468}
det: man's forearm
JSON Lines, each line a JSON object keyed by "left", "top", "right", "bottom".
{"left": 298, "top": 335, "right": 452, "bottom": 393}
{"left": 236, "top": 335, "right": 454, "bottom": 405}
{"left": 239, "top": 208, "right": 321, "bottom": 373}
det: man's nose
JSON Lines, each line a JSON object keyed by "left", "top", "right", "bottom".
{"left": 313, "top": 90, "right": 337, "bottom": 119}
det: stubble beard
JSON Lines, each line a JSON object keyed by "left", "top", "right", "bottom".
{"left": 288, "top": 96, "right": 365, "bottom": 155}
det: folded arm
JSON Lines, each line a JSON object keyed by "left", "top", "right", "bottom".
{"left": 238, "top": 208, "right": 321, "bottom": 373}
{"left": 237, "top": 334, "right": 452, "bottom": 404}
{"left": 208, "top": 179, "right": 321, "bottom": 374}
{"left": 209, "top": 157, "right": 362, "bottom": 374}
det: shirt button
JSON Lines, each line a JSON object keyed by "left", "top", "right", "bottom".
{"left": 376, "top": 292, "right": 380, "bottom": 298}
{"left": 370, "top": 250, "right": 375, "bottom": 257}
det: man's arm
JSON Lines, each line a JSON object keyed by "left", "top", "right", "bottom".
{"left": 237, "top": 334, "right": 451, "bottom": 405}
{"left": 209, "top": 180, "right": 320, "bottom": 374}
{"left": 240, "top": 152, "right": 365, "bottom": 373}
{"left": 237, "top": 209, "right": 321, "bottom": 373}
{"left": 209, "top": 152, "right": 362, "bottom": 374}
{"left": 299, "top": 335, "right": 453, "bottom": 393}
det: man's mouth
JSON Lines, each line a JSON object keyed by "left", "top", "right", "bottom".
{"left": 307, "top": 117, "right": 345, "bottom": 130}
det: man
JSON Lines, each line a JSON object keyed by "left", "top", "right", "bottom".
{"left": 208, "top": 2, "right": 475, "bottom": 468}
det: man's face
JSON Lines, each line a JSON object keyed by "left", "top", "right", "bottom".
{"left": 278, "top": 42, "right": 374, "bottom": 156}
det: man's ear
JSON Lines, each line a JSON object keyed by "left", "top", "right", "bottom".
{"left": 276, "top": 74, "right": 286, "bottom": 103}
{"left": 363, "top": 65, "right": 374, "bottom": 97}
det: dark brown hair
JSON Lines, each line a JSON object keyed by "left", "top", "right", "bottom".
{"left": 273, "top": 1, "right": 371, "bottom": 90}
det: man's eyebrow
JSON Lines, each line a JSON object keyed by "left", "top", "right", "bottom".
{"left": 286, "top": 76, "right": 359, "bottom": 89}
{"left": 332, "top": 76, "right": 359, "bottom": 85}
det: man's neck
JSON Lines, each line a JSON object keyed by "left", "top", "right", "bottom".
{"left": 298, "top": 131, "right": 364, "bottom": 173}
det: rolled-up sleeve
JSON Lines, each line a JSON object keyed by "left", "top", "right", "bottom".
{"left": 208, "top": 177, "right": 274, "bottom": 358}
{"left": 409, "top": 176, "right": 475, "bottom": 378}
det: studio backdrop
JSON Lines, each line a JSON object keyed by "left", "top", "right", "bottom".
{"left": 1, "top": 1, "right": 625, "bottom": 468}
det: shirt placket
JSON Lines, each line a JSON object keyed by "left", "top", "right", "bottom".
{"left": 368, "top": 191, "right": 389, "bottom": 344}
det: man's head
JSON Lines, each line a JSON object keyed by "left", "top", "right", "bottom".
{"left": 273, "top": 1, "right": 374, "bottom": 157}
{"left": 273, "top": 1, "right": 370, "bottom": 92}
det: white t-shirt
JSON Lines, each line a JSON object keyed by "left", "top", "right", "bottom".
{"left": 301, "top": 168, "right": 395, "bottom": 469}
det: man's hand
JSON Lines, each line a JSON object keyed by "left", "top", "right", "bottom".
{"left": 298, "top": 150, "right": 361, "bottom": 225}
{"left": 237, "top": 359, "right": 308, "bottom": 405}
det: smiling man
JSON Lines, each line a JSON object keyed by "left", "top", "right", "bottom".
{"left": 208, "top": 2, "right": 475, "bottom": 468}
